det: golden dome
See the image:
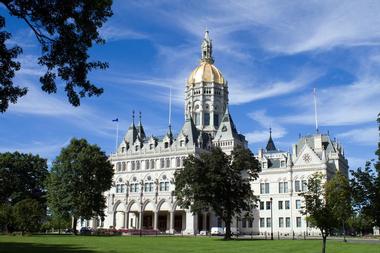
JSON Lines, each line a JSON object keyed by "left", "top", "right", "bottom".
{"left": 187, "top": 61, "right": 225, "bottom": 86}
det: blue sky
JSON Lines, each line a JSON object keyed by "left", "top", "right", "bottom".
{"left": 1, "top": 1, "right": 379, "bottom": 169}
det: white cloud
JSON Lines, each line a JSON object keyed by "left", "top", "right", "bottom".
{"left": 337, "top": 127, "right": 378, "bottom": 146}
{"left": 100, "top": 24, "right": 148, "bottom": 41}
{"left": 245, "top": 110, "right": 287, "bottom": 144}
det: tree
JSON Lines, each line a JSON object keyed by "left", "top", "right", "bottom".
{"left": 350, "top": 114, "right": 380, "bottom": 229}
{"left": 174, "top": 146, "right": 260, "bottom": 240}
{"left": 46, "top": 138, "right": 113, "bottom": 234}
{"left": 0, "top": 152, "right": 48, "bottom": 204}
{"left": 13, "top": 198, "right": 45, "bottom": 234}
{"left": 0, "top": 152, "right": 48, "bottom": 232}
{"left": 325, "top": 171, "right": 352, "bottom": 242}
{"left": 0, "top": 0, "right": 113, "bottom": 112}
{"left": 300, "top": 173, "right": 338, "bottom": 253}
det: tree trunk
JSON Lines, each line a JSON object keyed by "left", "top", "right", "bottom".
{"left": 72, "top": 216, "right": 77, "bottom": 235}
{"left": 322, "top": 235, "right": 327, "bottom": 253}
{"left": 342, "top": 222, "right": 347, "bottom": 242}
{"left": 224, "top": 219, "right": 231, "bottom": 240}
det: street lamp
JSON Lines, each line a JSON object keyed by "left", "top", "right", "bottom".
{"left": 270, "top": 197, "right": 273, "bottom": 240}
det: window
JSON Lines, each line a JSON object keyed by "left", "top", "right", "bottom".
{"left": 260, "top": 183, "right": 270, "bottom": 194}
{"left": 150, "top": 159, "right": 155, "bottom": 169}
{"left": 136, "top": 161, "right": 140, "bottom": 170}
{"left": 302, "top": 180, "right": 308, "bottom": 192}
{"left": 176, "top": 157, "right": 180, "bottom": 167}
{"left": 150, "top": 144, "right": 154, "bottom": 150}
{"left": 180, "top": 140, "right": 184, "bottom": 147}
{"left": 260, "top": 218, "right": 265, "bottom": 228}
{"left": 295, "top": 180, "right": 301, "bottom": 192}
{"left": 214, "top": 114, "right": 219, "bottom": 127}
{"left": 284, "top": 182, "right": 288, "bottom": 193}
{"left": 130, "top": 183, "right": 139, "bottom": 193}
{"left": 278, "top": 201, "right": 283, "bottom": 210}
{"left": 164, "top": 142, "right": 169, "bottom": 148}
{"left": 285, "top": 200, "right": 290, "bottom": 209}
{"left": 281, "top": 161, "right": 285, "bottom": 167}
{"left": 266, "top": 201, "right": 271, "bottom": 210}
{"left": 195, "top": 112, "right": 200, "bottom": 125}
{"left": 160, "top": 158, "right": 164, "bottom": 169}
{"left": 135, "top": 145, "right": 138, "bottom": 151}
{"left": 165, "top": 158, "right": 170, "bottom": 168}
{"left": 296, "top": 200, "right": 301, "bottom": 209}
{"left": 266, "top": 218, "right": 271, "bottom": 228}
{"left": 248, "top": 218, "right": 253, "bottom": 228}
{"left": 296, "top": 217, "right": 302, "bottom": 227}
{"left": 260, "top": 201, "right": 264, "bottom": 210}
{"left": 144, "top": 182, "right": 154, "bottom": 192}
{"left": 262, "top": 162, "right": 267, "bottom": 169}
{"left": 204, "top": 112, "right": 210, "bottom": 126}
{"left": 242, "top": 218, "right": 247, "bottom": 228}
{"left": 286, "top": 217, "right": 290, "bottom": 228}
{"left": 159, "top": 181, "right": 170, "bottom": 191}
{"left": 279, "top": 217, "right": 284, "bottom": 228}
{"left": 122, "top": 162, "right": 126, "bottom": 171}
{"left": 116, "top": 162, "right": 121, "bottom": 171}
{"left": 131, "top": 161, "right": 135, "bottom": 170}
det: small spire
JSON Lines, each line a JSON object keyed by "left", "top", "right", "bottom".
{"left": 201, "top": 30, "right": 214, "bottom": 63}
{"left": 266, "top": 128, "right": 277, "bottom": 151}
{"left": 139, "top": 111, "right": 142, "bottom": 125}
{"left": 132, "top": 110, "right": 135, "bottom": 125}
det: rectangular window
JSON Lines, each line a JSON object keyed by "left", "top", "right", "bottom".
{"left": 281, "top": 161, "right": 285, "bottom": 167}
{"left": 286, "top": 217, "right": 290, "bottom": 228}
{"left": 302, "top": 180, "right": 308, "bottom": 192}
{"left": 296, "top": 217, "right": 302, "bottom": 227}
{"left": 279, "top": 217, "right": 284, "bottom": 228}
{"left": 248, "top": 218, "right": 253, "bottom": 228}
{"left": 214, "top": 114, "right": 219, "bottom": 127}
{"left": 195, "top": 113, "right": 200, "bottom": 126}
{"left": 151, "top": 159, "right": 155, "bottom": 169}
{"left": 160, "top": 158, "right": 164, "bottom": 169}
{"left": 204, "top": 113, "right": 210, "bottom": 126}
{"left": 159, "top": 182, "right": 164, "bottom": 191}
{"left": 284, "top": 182, "right": 288, "bottom": 193}
{"left": 131, "top": 161, "right": 135, "bottom": 170}
{"left": 296, "top": 200, "right": 301, "bottom": 209}
{"left": 176, "top": 157, "right": 180, "bottom": 167}
{"left": 266, "top": 201, "right": 271, "bottom": 210}
{"left": 165, "top": 158, "right": 170, "bottom": 168}
{"left": 136, "top": 161, "right": 140, "bottom": 170}
{"left": 278, "top": 201, "right": 283, "bottom": 210}
{"left": 285, "top": 200, "right": 290, "bottom": 209}
{"left": 266, "top": 218, "right": 272, "bottom": 228}
{"left": 265, "top": 183, "right": 270, "bottom": 194}
{"left": 242, "top": 218, "right": 247, "bottom": 228}
{"left": 260, "top": 201, "right": 264, "bottom": 210}
{"left": 261, "top": 183, "right": 270, "bottom": 194}
{"left": 279, "top": 182, "right": 284, "bottom": 193}
{"left": 164, "top": 182, "right": 169, "bottom": 191}
{"left": 145, "top": 160, "right": 149, "bottom": 170}
{"left": 295, "top": 180, "right": 301, "bottom": 192}
{"left": 260, "top": 218, "right": 265, "bottom": 228}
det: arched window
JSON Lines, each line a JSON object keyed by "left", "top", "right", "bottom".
{"left": 144, "top": 176, "right": 154, "bottom": 192}
{"left": 130, "top": 177, "right": 139, "bottom": 193}
{"left": 116, "top": 178, "right": 125, "bottom": 193}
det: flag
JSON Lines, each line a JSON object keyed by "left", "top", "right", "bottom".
{"left": 112, "top": 118, "right": 118, "bottom": 122}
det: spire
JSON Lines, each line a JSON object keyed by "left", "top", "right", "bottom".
{"left": 201, "top": 30, "right": 214, "bottom": 63}
{"left": 132, "top": 110, "right": 135, "bottom": 126}
{"left": 137, "top": 111, "right": 146, "bottom": 139}
{"left": 266, "top": 128, "right": 277, "bottom": 151}
{"left": 313, "top": 88, "right": 319, "bottom": 133}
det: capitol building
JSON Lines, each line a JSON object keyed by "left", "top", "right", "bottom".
{"left": 82, "top": 32, "right": 349, "bottom": 236}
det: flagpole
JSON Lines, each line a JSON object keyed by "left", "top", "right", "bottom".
{"left": 313, "top": 88, "right": 319, "bottom": 133}
{"left": 115, "top": 120, "right": 119, "bottom": 153}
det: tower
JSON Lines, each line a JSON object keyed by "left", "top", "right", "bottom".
{"left": 185, "top": 31, "right": 228, "bottom": 136}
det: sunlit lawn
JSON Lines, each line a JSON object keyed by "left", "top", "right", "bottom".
{"left": 0, "top": 235, "right": 379, "bottom": 253}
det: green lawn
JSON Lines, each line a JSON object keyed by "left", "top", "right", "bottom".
{"left": 0, "top": 235, "right": 379, "bottom": 253}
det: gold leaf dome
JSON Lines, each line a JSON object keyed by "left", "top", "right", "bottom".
{"left": 187, "top": 61, "right": 225, "bottom": 86}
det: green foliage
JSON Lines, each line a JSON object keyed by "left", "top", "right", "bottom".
{"left": 0, "top": 0, "right": 113, "bottom": 112}
{"left": 174, "top": 146, "right": 260, "bottom": 239}
{"left": 46, "top": 138, "right": 114, "bottom": 233}
{"left": 0, "top": 152, "right": 48, "bottom": 205}
{"left": 0, "top": 203, "right": 14, "bottom": 232}
{"left": 13, "top": 198, "right": 45, "bottom": 233}
{"left": 300, "top": 172, "right": 338, "bottom": 253}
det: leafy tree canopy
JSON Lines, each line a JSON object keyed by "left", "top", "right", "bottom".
{"left": 0, "top": 0, "right": 113, "bottom": 112}
{"left": 174, "top": 146, "right": 260, "bottom": 239}
{"left": 0, "top": 151, "right": 48, "bottom": 205}
{"left": 13, "top": 198, "right": 45, "bottom": 233}
{"left": 46, "top": 138, "right": 113, "bottom": 234}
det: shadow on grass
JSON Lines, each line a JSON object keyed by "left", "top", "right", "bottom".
{"left": 0, "top": 242, "right": 96, "bottom": 253}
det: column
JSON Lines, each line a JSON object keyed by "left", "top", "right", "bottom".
{"left": 184, "top": 210, "right": 197, "bottom": 235}
{"left": 138, "top": 211, "right": 143, "bottom": 229}
{"left": 125, "top": 212, "right": 129, "bottom": 229}
{"left": 153, "top": 211, "right": 158, "bottom": 230}
{"left": 122, "top": 212, "right": 126, "bottom": 228}
{"left": 169, "top": 211, "right": 174, "bottom": 234}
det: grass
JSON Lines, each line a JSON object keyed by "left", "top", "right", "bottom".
{"left": 0, "top": 235, "right": 379, "bottom": 253}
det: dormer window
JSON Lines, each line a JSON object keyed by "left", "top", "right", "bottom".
{"left": 164, "top": 142, "right": 169, "bottom": 148}
{"left": 180, "top": 140, "right": 184, "bottom": 147}
{"left": 281, "top": 161, "right": 285, "bottom": 167}
{"left": 121, "top": 147, "right": 125, "bottom": 153}
{"left": 135, "top": 145, "right": 139, "bottom": 151}
{"left": 150, "top": 144, "right": 154, "bottom": 150}
{"left": 262, "top": 162, "right": 267, "bottom": 169}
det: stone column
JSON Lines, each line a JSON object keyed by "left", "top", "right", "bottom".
{"left": 125, "top": 212, "right": 130, "bottom": 229}
{"left": 153, "top": 211, "right": 158, "bottom": 230}
{"left": 169, "top": 211, "right": 174, "bottom": 234}
{"left": 184, "top": 210, "right": 198, "bottom": 235}
{"left": 138, "top": 211, "right": 143, "bottom": 229}
{"left": 122, "top": 212, "right": 126, "bottom": 228}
